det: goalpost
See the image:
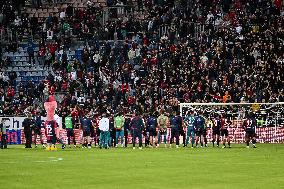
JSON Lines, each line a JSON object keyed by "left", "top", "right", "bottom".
{"left": 179, "top": 102, "right": 284, "bottom": 143}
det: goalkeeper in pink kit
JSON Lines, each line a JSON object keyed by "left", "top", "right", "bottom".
{"left": 44, "top": 95, "right": 65, "bottom": 150}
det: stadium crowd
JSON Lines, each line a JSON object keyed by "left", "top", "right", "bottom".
{"left": 0, "top": 0, "right": 283, "bottom": 119}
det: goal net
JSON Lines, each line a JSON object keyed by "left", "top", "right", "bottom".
{"left": 180, "top": 102, "right": 284, "bottom": 143}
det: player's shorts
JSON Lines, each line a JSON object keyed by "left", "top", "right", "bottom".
{"left": 33, "top": 128, "right": 41, "bottom": 135}
{"left": 47, "top": 135, "right": 56, "bottom": 144}
{"left": 83, "top": 130, "right": 91, "bottom": 137}
{"left": 124, "top": 129, "right": 129, "bottom": 136}
{"left": 171, "top": 127, "right": 179, "bottom": 137}
{"left": 67, "top": 128, "right": 74, "bottom": 137}
{"left": 159, "top": 128, "right": 167, "bottom": 135}
{"left": 74, "top": 122, "right": 80, "bottom": 129}
{"left": 132, "top": 130, "right": 142, "bottom": 138}
{"left": 202, "top": 128, "right": 207, "bottom": 137}
{"left": 220, "top": 129, "right": 229, "bottom": 137}
{"left": 96, "top": 127, "right": 101, "bottom": 136}
{"left": 149, "top": 127, "right": 157, "bottom": 136}
{"left": 195, "top": 128, "right": 203, "bottom": 137}
{"left": 245, "top": 129, "right": 256, "bottom": 138}
{"left": 110, "top": 128, "right": 116, "bottom": 137}
{"left": 212, "top": 129, "right": 220, "bottom": 135}
{"left": 90, "top": 127, "right": 95, "bottom": 137}
{"left": 143, "top": 129, "right": 149, "bottom": 137}
{"left": 179, "top": 129, "right": 185, "bottom": 136}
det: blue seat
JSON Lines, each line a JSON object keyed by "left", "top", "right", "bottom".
{"left": 26, "top": 76, "right": 32, "bottom": 81}
{"left": 19, "top": 71, "right": 25, "bottom": 76}
{"left": 17, "top": 62, "right": 23, "bottom": 67}
{"left": 31, "top": 76, "right": 38, "bottom": 81}
{"left": 75, "top": 50, "right": 82, "bottom": 59}
{"left": 21, "top": 76, "right": 26, "bottom": 82}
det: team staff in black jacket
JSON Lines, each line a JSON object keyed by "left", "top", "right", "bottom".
{"left": 130, "top": 112, "right": 144, "bottom": 149}
{"left": 22, "top": 113, "right": 34, "bottom": 148}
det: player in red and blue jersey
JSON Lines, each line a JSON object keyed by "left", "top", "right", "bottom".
{"left": 193, "top": 111, "right": 206, "bottom": 148}
{"left": 131, "top": 112, "right": 144, "bottom": 149}
{"left": 80, "top": 113, "right": 93, "bottom": 148}
{"left": 147, "top": 112, "right": 158, "bottom": 148}
{"left": 177, "top": 111, "right": 186, "bottom": 147}
{"left": 243, "top": 112, "right": 257, "bottom": 148}
{"left": 33, "top": 112, "right": 45, "bottom": 148}
{"left": 212, "top": 114, "right": 221, "bottom": 147}
{"left": 169, "top": 111, "right": 182, "bottom": 148}
{"left": 44, "top": 120, "right": 58, "bottom": 149}
{"left": 220, "top": 115, "right": 231, "bottom": 148}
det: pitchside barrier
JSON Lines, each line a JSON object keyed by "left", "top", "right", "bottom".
{"left": 12, "top": 126, "right": 284, "bottom": 145}
{"left": 3, "top": 121, "right": 284, "bottom": 145}
{"left": 0, "top": 116, "right": 62, "bottom": 144}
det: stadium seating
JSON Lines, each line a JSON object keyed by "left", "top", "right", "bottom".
{"left": 0, "top": 0, "right": 283, "bottom": 117}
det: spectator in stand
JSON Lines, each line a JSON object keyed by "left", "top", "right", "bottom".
{"left": 27, "top": 42, "right": 35, "bottom": 65}
{"left": 38, "top": 44, "right": 46, "bottom": 65}
{"left": 6, "top": 85, "right": 15, "bottom": 102}
{"left": 0, "top": 0, "right": 283, "bottom": 118}
{"left": 8, "top": 71, "right": 17, "bottom": 88}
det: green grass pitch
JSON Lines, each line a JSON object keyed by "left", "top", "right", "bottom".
{"left": 0, "top": 144, "right": 284, "bottom": 189}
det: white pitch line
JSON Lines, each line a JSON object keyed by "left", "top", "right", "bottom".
{"left": 3, "top": 157, "right": 64, "bottom": 164}
{"left": 50, "top": 157, "right": 64, "bottom": 162}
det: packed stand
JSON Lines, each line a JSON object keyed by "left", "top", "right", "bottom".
{"left": 0, "top": 0, "right": 284, "bottom": 117}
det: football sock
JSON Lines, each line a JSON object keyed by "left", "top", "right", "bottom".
{"left": 228, "top": 141, "right": 231, "bottom": 147}
{"left": 217, "top": 138, "right": 220, "bottom": 146}
{"left": 191, "top": 138, "right": 195, "bottom": 146}
{"left": 246, "top": 141, "right": 249, "bottom": 146}
{"left": 204, "top": 138, "right": 207, "bottom": 145}
{"left": 252, "top": 139, "right": 256, "bottom": 145}
{"left": 57, "top": 138, "right": 64, "bottom": 145}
